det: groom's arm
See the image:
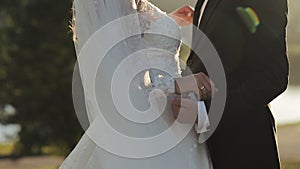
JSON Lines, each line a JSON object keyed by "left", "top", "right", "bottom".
{"left": 228, "top": 0, "right": 289, "bottom": 107}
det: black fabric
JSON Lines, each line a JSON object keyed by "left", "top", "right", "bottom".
{"left": 193, "top": 0, "right": 204, "bottom": 27}
{"left": 185, "top": 0, "right": 289, "bottom": 168}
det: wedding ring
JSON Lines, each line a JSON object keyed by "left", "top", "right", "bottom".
{"left": 200, "top": 86, "right": 205, "bottom": 90}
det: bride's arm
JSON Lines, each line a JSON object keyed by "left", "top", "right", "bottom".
{"left": 169, "top": 6, "right": 194, "bottom": 26}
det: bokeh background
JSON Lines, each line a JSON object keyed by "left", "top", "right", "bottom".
{"left": 0, "top": 0, "right": 299, "bottom": 169}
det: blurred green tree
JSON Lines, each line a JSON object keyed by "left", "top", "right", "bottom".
{"left": 0, "top": 0, "right": 83, "bottom": 156}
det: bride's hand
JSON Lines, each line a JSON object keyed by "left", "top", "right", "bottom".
{"left": 172, "top": 95, "right": 198, "bottom": 124}
{"left": 169, "top": 5, "right": 194, "bottom": 26}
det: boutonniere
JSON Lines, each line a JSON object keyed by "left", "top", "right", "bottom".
{"left": 236, "top": 6, "right": 260, "bottom": 34}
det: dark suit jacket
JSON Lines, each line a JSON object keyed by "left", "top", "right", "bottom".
{"left": 184, "top": 0, "right": 289, "bottom": 168}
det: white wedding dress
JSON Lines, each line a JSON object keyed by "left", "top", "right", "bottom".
{"left": 60, "top": 0, "right": 213, "bottom": 168}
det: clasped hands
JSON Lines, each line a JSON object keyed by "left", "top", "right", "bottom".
{"left": 169, "top": 6, "right": 216, "bottom": 123}
{"left": 171, "top": 73, "right": 216, "bottom": 123}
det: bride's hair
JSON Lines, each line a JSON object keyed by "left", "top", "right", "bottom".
{"left": 70, "top": 3, "right": 77, "bottom": 43}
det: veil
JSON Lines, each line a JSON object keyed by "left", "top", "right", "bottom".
{"left": 61, "top": 0, "right": 144, "bottom": 168}
{"left": 72, "top": 0, "right": 138, "bottom": 51}
{"left": 72, "top": 0, "right": 142, "bottom": 124}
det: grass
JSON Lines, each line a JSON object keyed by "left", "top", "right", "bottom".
{"left": 0, "top": 123, "right": 299, "bottom": 169}
{"left": 2, "top": 167, "right": 58, "bottom": 169}
{"left": 288, "top": 54, "right": 300, "bottom": 86}
{"left": 278, "top": 121, "right": 300, "bottom": 128}
{"left": 29, "top": 168, "right": 57, "bottom": 169}
{"left": 0, "top": 143, "right": 14, "bottom": 156}
{"left": 0, "top": 158, "right": 298, "bottom": 169}
{"left": 282, "top": 161, "right": 300, "bottom": 169}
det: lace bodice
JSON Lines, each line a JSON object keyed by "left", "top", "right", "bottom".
{"left": 137, "top": 0, "right": 181, "bottom": 53}
{"left": 134, "top": 0, "right": 182, "bottom": 95}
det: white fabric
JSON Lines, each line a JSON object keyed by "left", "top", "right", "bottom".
{"left": 195, "top": 0, "right": 211, "bottom": 139}
{"left": 197, "top": 0, "right": 209, "bottom": 27}
{"left": 60, "top": 0, "right": 213, "bottom": 168}
{"left": 188, "top": 92, "right": 210, "bottom": 135}
{"left": 195, "top": 101, "right": 210, "bottom": 134}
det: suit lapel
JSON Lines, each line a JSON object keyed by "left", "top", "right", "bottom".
{"left": 193, "top": 0, "right": 204, "bottom": 27}
{"left": 199, "top": 0, "right": 222, "bottom": 30}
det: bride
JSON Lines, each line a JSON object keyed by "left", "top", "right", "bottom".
{"left": 60, "top": 0, "right": 213, "bottom": 168}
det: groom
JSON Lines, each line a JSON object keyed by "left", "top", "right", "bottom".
{"left": 171, "top": 0, "right": 289, "bottom": 169}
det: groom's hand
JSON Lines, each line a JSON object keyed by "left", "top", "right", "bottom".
{"left": 175, "top": 72, "right": 216, "bottom": 100}
{"left": 169, "top": 5, "right": 194, "bottom": 26}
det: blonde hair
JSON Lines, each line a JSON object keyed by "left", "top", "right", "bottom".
{"left": 69, "top": 3, "right": 77, "bottom": 43}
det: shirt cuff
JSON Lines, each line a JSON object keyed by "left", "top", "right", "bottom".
{"left": 195, "top": 101, "right": 210, "bottom": 134}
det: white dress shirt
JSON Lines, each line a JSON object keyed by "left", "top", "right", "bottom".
{"left": 195, "top": 0, "right": 211, "bottom": 134}
{"left": 198, "top": 0, "right": 209, "bottom": 27}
